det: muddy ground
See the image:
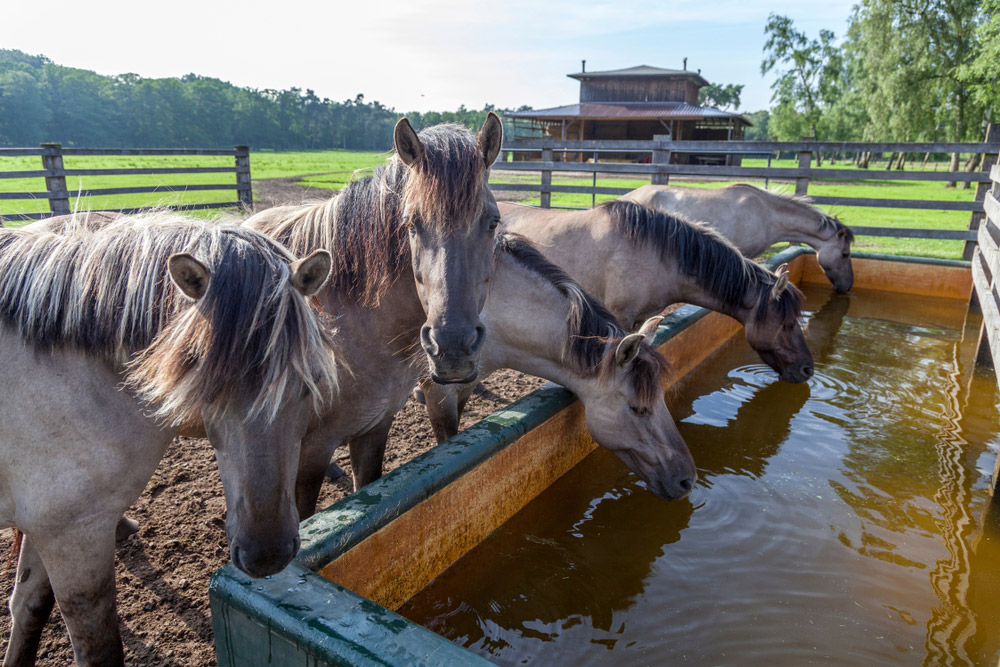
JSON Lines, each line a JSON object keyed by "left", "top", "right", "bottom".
{"left": 0, "top": 178, "right": 546, "bottom": 666}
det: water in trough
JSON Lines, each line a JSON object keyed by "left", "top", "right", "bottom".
{"left": 399, "top": 284, "right": 1000, "bottom": 666}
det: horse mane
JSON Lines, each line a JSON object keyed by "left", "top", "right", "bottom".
{"left": 602, "top": 199, "right": 804, "bottom": 328}
{"left": 253, "top": 123, "right": 489, "bottom": 308}
{"left": 728, "top": 183, "right": 855, "bottom": 244}
{"left": 498, "top": 233, "right": 668, "bottom": 408}
{"left": 0, "top": 212, "right": 337, "bottom": 424}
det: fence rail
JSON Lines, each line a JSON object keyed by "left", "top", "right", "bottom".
{"left": 493, "top": 131, "right": 1000, "bottom": 259}
{"left": 0, "top": 144, "right": 252, "bottom": 222}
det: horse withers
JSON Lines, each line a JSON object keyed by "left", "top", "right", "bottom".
{"left": 0, "top": 214, "right": 337, "bottom": 666}
{"left": 624, "top": 183, "right": 855, "bottom": 291}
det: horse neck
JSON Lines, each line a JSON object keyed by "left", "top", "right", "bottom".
{"left": 481, "top": 254, "right": 605, "bottom": 394}
{"left": 657, "top": 263, "right": 757, "bottom": 325}
{"left": 769, "top": 197, "right": 832, "bottom": 247}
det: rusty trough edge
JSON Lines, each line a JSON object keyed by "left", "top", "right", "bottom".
{"left": 210, "top": 246, "right": 973, "bottom": 666}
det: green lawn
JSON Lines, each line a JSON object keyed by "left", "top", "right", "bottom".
{"left": 0, "top": 150, "right": 388, "bottom": 224}
{"left": 491, "top": 157, "right": 980, "bottom": 260}
{"left": 0, "top": 150, "right": 981, "bottom": 260}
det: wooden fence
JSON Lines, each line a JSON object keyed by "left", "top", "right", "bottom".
{"left": 0, "top": 143, "right": 252, "bottom": 222}
{"left": 494, "top": 130, "right": 1000, "bottom": 260}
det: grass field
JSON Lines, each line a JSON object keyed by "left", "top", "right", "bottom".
{"left": 0, "top": 151, "right": 981, "bottom": 259}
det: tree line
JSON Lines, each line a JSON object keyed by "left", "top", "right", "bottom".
{"left": 758, "top": 0, "right": 997, "bottom": 149}
{"left": 0, "top": 49, "right": 529, "bottom": 150}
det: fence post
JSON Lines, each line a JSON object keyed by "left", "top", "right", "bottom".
{"left": 41, "top": 143, "right": 70, "bottom": 216}
{"left": 234, "top": 145, "right": 253, "bottom": 211}
{"left": 795, "top": 141, "right": 812, "bottom": 197}
{"left": 651, "top": 135, "right": 671, "bottom": 186}
{"left": 964, "top": 123, "right": 1000, "bottom": 261}
{"left": 540, "top": 146, "right": 552, "bottom": 209}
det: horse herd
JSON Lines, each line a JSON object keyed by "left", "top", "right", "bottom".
{"left": 0, "top": 113, "right": 855, "bottom": 666}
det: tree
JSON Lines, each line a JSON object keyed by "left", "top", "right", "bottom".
{"left": 960, "top": 0, "right": 999, "bottom": 120}
{"left": 698, "top": 83, "right": 743, "bottom": 111}
{"left": 761, "top": 14, "right": 843, "bottom": 141}
{"left": 742, "top": 110, "right": 770, "bottom": 141}
{"left": 845, "top": 0, "right": 985, "bottom": 183}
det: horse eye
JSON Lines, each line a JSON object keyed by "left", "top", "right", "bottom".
{"left": 842, "top": 252, "right": 849, "bottom": 258}
{"left": 488, "top": 219, "right": 500, "bottom": 234}
{"left": 629, "top": 405, "right": 650, "bottom": 417}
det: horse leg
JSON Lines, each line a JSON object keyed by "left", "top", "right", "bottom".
{"left": 348, "top": 416, "right": 395, "bottom": 490}
{"left": 296, "top": 428, "right": 342, "bottom": 520}
{"left": 35, "top": 526, "right": 123, "bottom": 667}
{"left": 4, "top": 536, "right": 55, "bottom": 667}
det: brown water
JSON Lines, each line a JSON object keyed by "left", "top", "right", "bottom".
{"left": 399, "top": 285, "right": 1000, "bottom": 666}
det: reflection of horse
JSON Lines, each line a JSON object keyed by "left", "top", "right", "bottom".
{"left": 401, "top": 448, "right": 694, "bottom": 662}
{"left": 0, "top": 214, "right": 337, "bottom": 666}
{"left": 249, "top": 115, "right": 503, "bottom": 384}
{"left": 676, "top": 288, "right": 853, "bottom": 479}
{"left": 624, "top": 183, "right": 855, "bottom": 291}
{"left": 416, "top": 234, "right": 696, "bottom": 500}
{"left": 499, "top": 200, "right": 813, "bottom": 382}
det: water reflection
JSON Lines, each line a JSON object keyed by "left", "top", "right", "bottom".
{"left": 402, "top": 286, "right": 1000, "bottom": 666}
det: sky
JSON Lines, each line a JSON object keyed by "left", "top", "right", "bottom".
{"left": 4, "top": 0, "right": 858, "bottom": 114}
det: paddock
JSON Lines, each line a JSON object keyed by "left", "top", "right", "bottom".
{"left": 209, "top": 246, "right": 1000, "bottom": 666}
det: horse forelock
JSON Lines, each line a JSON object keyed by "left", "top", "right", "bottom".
{"left": 0, "top": 213, "right": 337, "bottom": 426}
{"left": 399, "top": 123, "right": 488, "bottom": 232}
{"left": 604, "top": 200, "right": 755, "bottom": 313}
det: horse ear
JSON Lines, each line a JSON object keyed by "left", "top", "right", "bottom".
{"left": 771, "top": 263, "right": 789, "bottom": 301}
{"left": 168, "top": 253, "right": 211, "bottom": 300}
{"left": 636, "top": 316, "right": 664, "bottom": 339}
{"left": 615, "top": 333, "right": 645, "bottom": 367}
{"left": 394, "top": 117, "right": 424, "bottom": 168}
{"left": 478, "top": 112, "right": 504, "bottom": 168}
{"left": 290, "top": 249, "right": 332, "bottom": 297}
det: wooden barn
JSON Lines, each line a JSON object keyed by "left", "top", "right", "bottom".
{"left": 505, "top": 63, "right": 749, "bottom": 163}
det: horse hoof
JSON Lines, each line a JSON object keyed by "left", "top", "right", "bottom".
{"left": 326, "top": 462, "right": 347, "bottom": 481}
{"left": 413, "top": 388, "right": 426, "bottom": 404}
{"left": 116, "top": 516, "right": 140, "bottom": 541}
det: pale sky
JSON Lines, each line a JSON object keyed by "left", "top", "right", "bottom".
{"left": 4, "top": 0, "right": 857, "bottom": 114}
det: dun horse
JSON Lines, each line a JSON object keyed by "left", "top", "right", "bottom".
{"left": 0, "top": 214, "right": 337, "bottom": 666}
{"left": 251, "top": 115, "right": 504, "bottom": 384}
{"left": 499, "top": 200, "right": 814, "bottom": 383}
{"left": 624, "top": 183, "right": 855, "bottom": 291}
{"left": 410, "top": 234, "right": 696, "bottom": 498}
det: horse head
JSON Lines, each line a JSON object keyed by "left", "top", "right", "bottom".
{"left": 581, "top": 317, "right": 697, "bottom": 500}
{"left": 145, "top": 243, "right": 337, "bottom": 578}
{"left": 394, "top": 113, "right": 504, "bottom": 384}
{"left": 744, "top": 263, "right": 815, "bottom": 383}
{"left": 815, "top": 218, "right": 855, "bottom": 292}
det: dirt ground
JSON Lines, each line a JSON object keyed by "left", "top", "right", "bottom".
{"left": 0, "top": 178, "right": 546, "bottom": 666}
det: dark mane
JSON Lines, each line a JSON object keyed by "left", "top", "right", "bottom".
{"left": 250, "top": 123, "right": 489, "bottom": 307}
{"left": 498, "top": 232, "right": 668, "bottom": 407}
{"left": 0, "top": 213, "right": 337, "bottom": 424}
{"left": 603, "top": 199, "right": 803, "bottom": 326}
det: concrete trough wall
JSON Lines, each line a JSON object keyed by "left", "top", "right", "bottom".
{"left": 209, "top": 247, "right": 973, "bottom": 666}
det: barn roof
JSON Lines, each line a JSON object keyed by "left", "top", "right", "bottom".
{"left": 568, "top": 64, "right": 710, "bottom": 87}
{"left": 505, "top": 101, "right": 748, "bottom": 124}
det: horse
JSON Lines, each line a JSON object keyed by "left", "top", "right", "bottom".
{"left": 250, "top": 115, "right": 503, "bottom": 384}
{"left": 0, "top": 213, "right": 338, "bottom": 666}
{"left": 499, "top": 199, "right": 814, "bottom": 383}
{"left": 623, "top": 183, "right": 855, "bottom": 291}
{"left": 245, "top": 207, "right": 695, "bottom": 518}
{"left": 419, "top": 233, "right": 697, "bottom": 499}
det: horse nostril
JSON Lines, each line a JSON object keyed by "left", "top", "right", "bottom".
{"left": 290, "top": 536, "right": 300, "bottom": 557}
{"left": 468, "top": 325, "right": 486, "bottom": 354}
{"left": 803, "top": 365, "right": 814, "bottom": 379}
{"left": 232, "top": 544, "right": 242, "bottom": 570}
{"left": 420, "top": 325, "right": 440, "bottom": 357}
{"left": 678, "top": 477, "right": 694, "bottom": 493}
